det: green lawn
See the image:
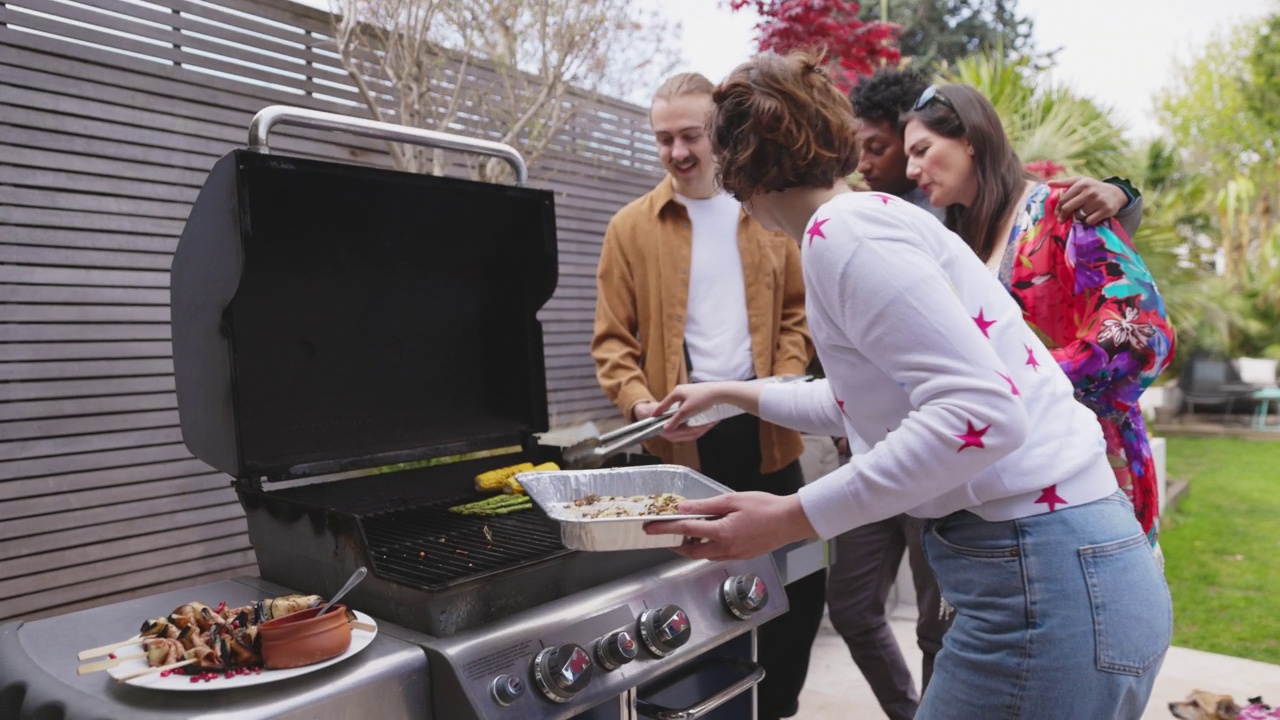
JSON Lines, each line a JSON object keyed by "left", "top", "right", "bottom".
{"left": 1161, "top": 436, "right": 1280, "bottom": 664}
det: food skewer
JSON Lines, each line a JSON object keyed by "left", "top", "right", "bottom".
{"left": 76, "top": 652, "right": 147, "bottom": 675}
{"left": 349, "top": 620, "right": 376, "bottom": 633}
{"left": 77, "top": 635, "right": 141, "bottom": 661}
{"left": 112, "top": 658, "right": 196, "bottom": 683}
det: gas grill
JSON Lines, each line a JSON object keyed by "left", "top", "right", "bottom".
{"left": 0, "top": 107, "right": 794, "bottom": 720}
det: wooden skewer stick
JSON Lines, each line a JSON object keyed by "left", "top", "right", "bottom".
{"left": 77, "top": 635, "right": 141, "bottom": 661}
{"left": 348, "top": 620, "right": 376, "bottom": 633}
{"left": 113, "top": 658, "right": 196, "bottom": 683}
{"left": 77, "top": 652, "right": 148, "bottom": 675}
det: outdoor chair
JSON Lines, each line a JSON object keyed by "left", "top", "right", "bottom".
{"left": 1176, "top": 355, "right": 1256, "bottom": 421}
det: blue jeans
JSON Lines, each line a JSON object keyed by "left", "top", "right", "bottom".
{"left": 919, "top": 492, "right": 1171, "bottom": 720}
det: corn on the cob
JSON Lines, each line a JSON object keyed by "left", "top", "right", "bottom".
{"left": 503, "top": 461, "right": 560, "bottom": 495}
{"left": 474, "top": 462, "right": 535, "bottom": 492}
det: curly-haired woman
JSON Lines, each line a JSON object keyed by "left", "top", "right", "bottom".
{"left": 645, "top": 52, "right": 1171, "bottom": 720}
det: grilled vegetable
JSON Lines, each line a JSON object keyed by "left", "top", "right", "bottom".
{"left": 503, "top": 461, "right": 559, "bottom": 495}
{"left": 448, "top": 494, "right": 533, "bottom": 516}
{"left": 474, "top": 462, "right": 535, "bottom": 492}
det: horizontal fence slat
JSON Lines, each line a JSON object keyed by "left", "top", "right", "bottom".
{"left": 0, "top": 426, "right": 184, "bottom": 462}
{"left": 0, "top": 485, "right": 236, "bottom": 544}
{"left": 0, "top": 358, "right": 175, "bottom": 383}
{"left": 0, "top": 303, "right": 172, "bottom": 321}
{"left": 0, "top": 324, "right": 172, "bottom": 343}
{"left": 1, "top": 446, "right": 205, "bottom": 494}
{"left": 0, "top": 392, "right": 178, "bottom": 424}
{"left": 0, "top": 548, "right": 256, "bottom": 621}
{"left": 0, "top": 516, "right": 248, "bottom": 580}
{"left": 1, "top": 409, "right": 179, "bottom": 441}
{"left": 0, "top": 286, "right": 171, "bottom": 307}
{"left": 0, "top": 457, "right": 211, "bottom": 501}
{"left": 3, "top": 375, "right": 176, "bottom": 402}
{"left": 0, "top": 528, "right": 250, "bottom": 600}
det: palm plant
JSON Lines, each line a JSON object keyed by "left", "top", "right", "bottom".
{"left": 940, "top": 53, "right": 1126, "bottom": 179}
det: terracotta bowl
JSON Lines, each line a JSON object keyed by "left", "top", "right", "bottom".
{"left": 259, "top": 604, "right": 352, "bottom": 670}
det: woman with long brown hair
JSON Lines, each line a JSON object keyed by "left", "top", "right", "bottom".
{"left": 902, "top": 85, "right": 1175, "bottom": 553}
{"left": 644, "top": 52, "right": 1170, "bottom": 719}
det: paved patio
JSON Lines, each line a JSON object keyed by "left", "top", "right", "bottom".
{"left": 797, "top": 601, "right": 1280, "bottom": 719}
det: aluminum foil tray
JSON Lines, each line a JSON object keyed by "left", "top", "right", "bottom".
{"left": 519, "top": 465, "right": 731, "bottom": 551}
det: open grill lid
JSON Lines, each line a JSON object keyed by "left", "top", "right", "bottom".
{"left": 170, "top": 108, "right": 558, "bottom": 482}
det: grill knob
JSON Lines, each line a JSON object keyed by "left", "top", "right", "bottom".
{"left": 721, "top": 573, "right": 769, "bottom": 620}
{"left": 637, "top": 605, "right": 691, "bottom": 657}
{"left": 490, "top": 674, "right": 525, "bottom": 706}
{"left": 595, "top": 630, "right": 638, "bottom": 671}
{"left": 532, "top": 643, "right": 594, "bottom": 703}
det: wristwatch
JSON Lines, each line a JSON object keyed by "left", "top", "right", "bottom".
{"left": 1103, "top": 176, "right": 1142, "bottom": 205}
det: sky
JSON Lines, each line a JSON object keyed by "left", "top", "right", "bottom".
{"left": 664, "top": 0, "right": 1273, "bottom": 140}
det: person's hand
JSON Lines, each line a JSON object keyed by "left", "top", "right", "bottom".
{"left": 642, "top": 492, "right": 818, "bottom": 561}
{"left": 654, "top": 382, "right": 735, "bottom": 427}
{"left": 633, "top": 398, "right": 718, "bottom": 443}
{"left": 1049, "top": 176, "right": 1129, "bottom": 225}
{"left": 632, "top": 401, "right": 660, "bottom": 422}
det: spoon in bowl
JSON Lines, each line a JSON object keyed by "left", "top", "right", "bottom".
{"left": 317, "top": 566, "right": 367, "bottom": 617}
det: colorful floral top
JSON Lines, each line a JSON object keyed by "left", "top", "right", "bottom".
{"left": 997, "top": 184, "right": 1175, "bottom": 542}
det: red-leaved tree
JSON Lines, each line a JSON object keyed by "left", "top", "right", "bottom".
{"left": 728, "top": 0, "right": 900, "bottom": 91}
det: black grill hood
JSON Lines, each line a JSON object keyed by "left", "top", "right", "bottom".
{"left": 170, "top": 150, "right": 558, "bottom": 481}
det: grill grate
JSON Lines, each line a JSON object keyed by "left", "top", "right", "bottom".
{"left": 359, "top": 494, "right": 570, "bottom": 590}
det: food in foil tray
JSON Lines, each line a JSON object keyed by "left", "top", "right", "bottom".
{"left": 563, "top": 493, "right": 687, "bottom": 519}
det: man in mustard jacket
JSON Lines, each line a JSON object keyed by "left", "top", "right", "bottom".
{"left": 590, "top": 72, "right": 823, "bottom": 720}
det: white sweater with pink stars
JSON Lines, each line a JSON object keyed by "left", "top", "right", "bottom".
{"left": 760, "top": 191, "right": 1117, "bottom": 539}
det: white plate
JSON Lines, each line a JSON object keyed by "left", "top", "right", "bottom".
{"left": 106, "top": 610, "right": 378, "bottom": 690}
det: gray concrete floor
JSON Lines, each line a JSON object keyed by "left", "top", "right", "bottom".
{"left": 797, "top": 602, "right": 1280, "bottom": 719}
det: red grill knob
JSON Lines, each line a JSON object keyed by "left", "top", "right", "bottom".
{"left": 721, "top": 574, "right": 768, "bottom": 620}
{"left": 595, "top": 630, "right": 638, "bottom": 671}
{"left": 532, "top": 643, "right": 593, "bottom": 703}
{"left": 637, "top": 605, "right": 691, "bottom": 657}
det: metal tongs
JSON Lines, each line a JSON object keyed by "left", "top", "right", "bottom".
{"left": 560, "top": 375, "right": 813, "bottom": 469}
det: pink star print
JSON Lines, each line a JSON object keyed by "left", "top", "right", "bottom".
{"left": 871, "top": 193, "right": 893, "bottom": 205}
{"left": 954, "top": 420, "right": 990, "bottom": 452}
{"left": 972, "top": 308, "right": 996, "bottom": 338}
{"left": 806, "top": 217, "right": 829, "bottom": 247}
{"left": 1034, "top": 485, "right": 1067, "bottom": 512}
{"left": 1024, "top": 344, "right": 1041, "bottom": 372}
{"left": 996, "top": 371, "right": 1020, "bottom": 396}
{"left": 834, "top": 392, "right": 848, "bottom": 416}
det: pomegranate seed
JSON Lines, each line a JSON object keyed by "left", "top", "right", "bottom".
{"left": 108, "top": 653, "right": 116, "bottom": 660}
{"left": 160, "top": 670, "right": 172, "bottom": 677}
{"left": 190, "top": 676, "right": 200, "bottom": 684}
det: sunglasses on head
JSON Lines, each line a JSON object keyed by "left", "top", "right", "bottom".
{"left": 913, "top": 85, "right": 955, "bottom": 113}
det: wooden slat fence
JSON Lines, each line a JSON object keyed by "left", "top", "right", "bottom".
{"left": 0, "top": 0, "right": 663, "bottom": 621}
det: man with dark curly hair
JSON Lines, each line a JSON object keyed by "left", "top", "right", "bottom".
{"left": 826, "top": 68, "right": 1148, "bottom": 720}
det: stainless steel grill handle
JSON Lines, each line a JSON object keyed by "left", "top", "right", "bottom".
{"left": 635, "top": 660, "right": 765, "bottom": 720}
{"left": 247, "top": 105, "right": 529, "bottom": 185}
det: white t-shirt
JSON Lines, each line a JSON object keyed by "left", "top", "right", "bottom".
{"left": 758, "top": 191, "right": 1116, "bottom": 538}
{"left": 677, "top": 191, "right": 754, "bottom": 382}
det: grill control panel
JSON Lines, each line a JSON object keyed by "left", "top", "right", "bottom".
{"left": 421, "top": 555, "right": 788, "bottom": 719}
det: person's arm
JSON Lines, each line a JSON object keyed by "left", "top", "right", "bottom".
{"left": 591, "top": 219, "right": 654, "bottom": 421}
{"left": 772, "top": 236, "right": 814, "bottom": 376}
{"left": 1048, "top": 176, "right": 1144, "bottom": 238}
{"left": 1030, "top": 196, "right": 1175, "bottom": 422}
